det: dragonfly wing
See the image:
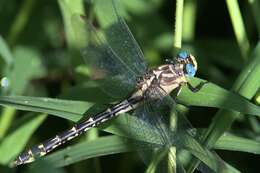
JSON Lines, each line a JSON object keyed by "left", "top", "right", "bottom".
{"left": 82, "top": 36, "right": 137, "bottom": 98}
{"left": 104, "top": 15, "right": 148, "bottom": 76}
{"left": 96, "top": 0, "right": 148, "bottom": 76}
{"left": 130, "top": 99, "right": 181, "bottom": 173}
{"left": 79, "top": 3, "right": 147, "bottom": 98}
{"left": 129, "top": 86, "right": 225, "bottom": 172}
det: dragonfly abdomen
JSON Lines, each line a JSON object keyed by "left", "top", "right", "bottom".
{"left": 13, "top": 95, "right": 143, "bottom": 166}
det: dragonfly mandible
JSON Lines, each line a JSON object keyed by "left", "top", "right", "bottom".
{"left": 12, "top": 2, "right": 218, "bottom": 172}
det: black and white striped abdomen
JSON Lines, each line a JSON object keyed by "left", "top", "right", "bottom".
{"left": 13, "top": 95, "right": 143, "bottom": 166}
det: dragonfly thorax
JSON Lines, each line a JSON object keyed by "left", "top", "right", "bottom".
{"left": 134, "top": 51, "right": 198, "bottom": 100}
{"left": 155, "top": 63, "right": 187, "bottom": 95}
{"left": 134, "top": 63, "right": 187, "bottom": 100}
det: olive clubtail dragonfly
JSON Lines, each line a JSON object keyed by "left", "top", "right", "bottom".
{"left": 12, "top": 4, "right": 217, "bottom": 172}
{"left": 13, "top": 51, "right": 203, "bottom": 166}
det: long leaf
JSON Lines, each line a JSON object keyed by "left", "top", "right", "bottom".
{"left": 0, "top": 96, "right": 93, "bottom": 122}
{"left": 0, "top": 114, "right": 46, "bottom": 164}
{"left": 215, "top": 133, "right": 260, "bottom": 154}
{"left": 178, "top": 77, "right": 260, "bottom": 116}
{"left": 44, "top": 135, "right": 133, "bottom": 167}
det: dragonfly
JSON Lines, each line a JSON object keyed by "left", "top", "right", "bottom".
{"left": 12, "top": 3, "right": 218, "bottom": 172}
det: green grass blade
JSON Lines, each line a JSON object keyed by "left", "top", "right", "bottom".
{"left": 187, "top": 41, "right": 260, "bottom": 172}
{"left": 183, "top": 0, "right": 197, "bottom": 41}
{"left": 178, "top": 78, "right": 260, "bottom": 116}
{"left": 248, "top": 0, "right": 260, "bottom": 36}
{"left": 10, "top": 46, "right": 46, "bottom": 95}
{"left": 29, "top": 162, "right": 66, "bottom": 173}
{"left": 215, "top": 133, "right": 260, "bottom": 154}
{"left": 173, "top": 0, "right": 184, "bottom": 49}
{"left": 226, "top": 0, "right": 250, "bottom": 60}
{"left": 0, "top": 96, "right": 93, "bottom": 122}
{"left": 7, "top": 0, "right": 35, "bottom": 46}
{"left": 58, "top": 0, "right": 85, "bottom": 50}
{"left": 0, "top": 46, "right": 46, "bottom": 139}
{"left": 44, "top": 135, "right": 133, "bottom": 167}
{"left": 0, "top": 114, "right": 46, "bottom": 165}
{"left": 0, "top": 108, "right": 16, "bottom": 139}
{"left": 0, "top": 35, "right": 13, "bottom": 66}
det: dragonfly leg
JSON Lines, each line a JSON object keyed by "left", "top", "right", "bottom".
{"left": 187, "top": 81, "right": 208, "bottom": 93}
{"left": 168, "top": 86, "right": 188, "bottom": 106}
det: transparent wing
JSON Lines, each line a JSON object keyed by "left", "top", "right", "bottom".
{"left": 129, "top": 87, "right": 225, "bottom": 172}
{"left": 81, "top": 35, "right": 137, "bottom": 98}
{"left": 80, "top": 7, "right": 147, "bottom": 98}
{"left": 97, "top": 0, "right": 148, "bottom": 75}
{"left": 104, "top": 14, "right": 147, "bottom": 76}
{"left": 131, "top": 102, "right": 183, "bottom": 173}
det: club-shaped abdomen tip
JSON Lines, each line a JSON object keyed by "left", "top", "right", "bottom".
{"left": 11, "top": 158, "right": 22, "bottom": 167}
{"left": 177, "top": 51, "right": 189, "bottom": 59}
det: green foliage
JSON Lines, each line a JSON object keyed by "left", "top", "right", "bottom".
{"left": 0, "top": 0, "right": 259, "bottom": 173}
{"left": 0, "top": 114, "right": 46, "bottom": 164}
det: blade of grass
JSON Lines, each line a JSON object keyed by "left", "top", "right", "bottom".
{"left": 183, "top": 0, "right": 197, "bottom": 41}
{"left": 226, "top": 0, "right": 250, "bottom": 60}
{"left": 0, "top": 36, "right": 13, "bottom": 139}
{"left": 187, "top": 42, "right": 260, "bottom": 172}
{"left": 0, "top": 108, "right": 16, "bottom": 139}
{"left": 44, "top": 135, "right": 133, "bottom": 167}
{"left": 58, "top": 0, "right": 85, "bottom": 50}
{"left": 0, "top": 35, "right": 13, "bottom": 66}
{"left": 28, "top": 160, "right": 66, "bottom": 173}
{"left": 248, "top": 0, "right": 260, "bottom": 36}
{"left": 178, "top": 78, "right": 260, "bottom": 116}
{"left": 10, "top": 46, "right": 46, "bottom": 95}
{"left": 7, "top": 0, "right": 35, "bottom": 47}
{"left": 0, "top": 96, "right": 93, "bottom": 122}
{"left": 173, "top": 0, "right": 184, "bottom": 49}
{"left": 0, "top": 46, "right": 45, "bottom": 139}
{"left": 58, "top": 0, "right": 87, "bottom": 68}
{"left": 215, "top": 133, "right": 260, "bottom": 154}
{"left": 172, "top": 1, "right": 183, "bottom": 171}
{"left": 0, "top": 114, "right": 46, "bottom": 165}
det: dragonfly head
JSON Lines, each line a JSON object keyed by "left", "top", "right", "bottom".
{"left": 175, "top": 51, "right": 197, "bottom": 77}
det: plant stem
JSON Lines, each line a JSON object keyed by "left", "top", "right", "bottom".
{"left": 226, "top": 0, "right": 250, "bottom": 60}
{"left": 183, "top": 0, "right": 197, "bottom": 41}
{"left": 174, "top": 0, "right": 184, "bottom": 49}
{"left": 248, "top": 0, "right": 260, "bottom": 36}
{"left": 0, "top": 108, "right": 16, "bottom": 139}
{"left": 7, "top": 0, "right": 35, "bottom": 47}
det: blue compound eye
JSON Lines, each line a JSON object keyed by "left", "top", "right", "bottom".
{"left": 185, "top": 63, "right": 196, "bottom": 77}
{"left": 177, "top": 51, "right": 189, "bottom": 59}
